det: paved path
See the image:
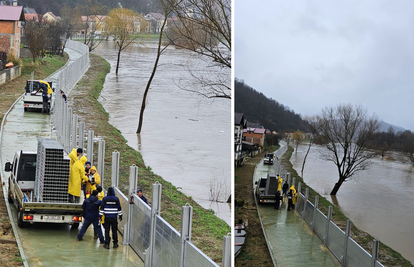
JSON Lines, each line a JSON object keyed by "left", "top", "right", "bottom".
{"left": 0, "top": 47, "right": 143, "bottom": 267}
{"left": 254, "top": 146, "right": 340, "bottom": 267}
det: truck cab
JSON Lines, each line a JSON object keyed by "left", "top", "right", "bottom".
{"left": 255, "top": 173, "right": 278, "bottom": 204}
{"left": 5, "top": 151, "right": 37, "bottom": 191}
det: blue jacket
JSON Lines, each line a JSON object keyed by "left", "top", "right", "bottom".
{"left": 100, "top": 187, "right": 122, "bottom": 219}
{"left": 140, "top": 195, "right": 148, "bottom": 204}
{"left": 82, "top": 195, "right": 101, "bottom": 221}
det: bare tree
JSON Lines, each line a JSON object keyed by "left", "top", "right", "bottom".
{"left": 24, "top": 21, "right": 47, "bottom": 62}
{"left": 310, "top": 104, "right": 381, "bottom": 195}
{"left": 301, "top": 137, "right": 312, "bottom": 178}
{"left": 106, "top": 8, "right": 145, "bottom": 74}
{"left": 166, "top": 0, "right": 231, "bottom": 99}
{"left": 292, "top": 130, "right": 304, "bottom": 154}
{"left": 137, "top": 0, "right": 177, "bottom": 133}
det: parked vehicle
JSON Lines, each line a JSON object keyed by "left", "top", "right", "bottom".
{"left": 255, "top": 173, "right": 278, "bottom": 204}
{"left": 22, "top": 80, "right": 53, "bottom": 112}
{"left": 263, "top": 153, "right": 274, "bottom": 164}
{"left": 5, "top": 139, "right": 83, "bottom": 228}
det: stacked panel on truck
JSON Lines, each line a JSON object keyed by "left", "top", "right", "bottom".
{"left": 35, "top": 138, "right": 70, "bottom": 203}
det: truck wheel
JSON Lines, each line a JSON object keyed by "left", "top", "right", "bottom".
{"left": 24, "top": 107, "right": 27, "bottom": 111}
{"left": 72, "top": 223, "right": 80, "bottom": 229}
{"left": 17, "top": 210, "right": 26, "bottom": 228}
{"left": 7, "top": 190, "right": 13, "bottom": 204}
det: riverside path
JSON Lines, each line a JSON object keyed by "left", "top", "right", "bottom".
{"left": 0, "top": 46, "right": 143, "bottom": 267}
{"left": 253, "top": 145, "right": 340, "bottom": 267}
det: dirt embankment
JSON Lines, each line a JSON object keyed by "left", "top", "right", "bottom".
{"left": 235, "top": 151, "right": 273, "bottom": 266}
{"left": 0, "top": 55, "right": 68, "bottom": 267}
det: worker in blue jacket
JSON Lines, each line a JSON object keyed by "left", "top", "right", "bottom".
{"left": 77, "top": 190, "right": 105, "bottom": 243}
{"left": 99, "top": 187, "right": 122, "bottom": 249}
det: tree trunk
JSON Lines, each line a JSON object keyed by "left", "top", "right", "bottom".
{"left": 116, "top": 48, "right": 121, "bottom": 75}
{"left": 330, "top": 178, "right": 345, "bottom": 195}
{"left": 301, "top": 140, "right": 312, "bottom": 178}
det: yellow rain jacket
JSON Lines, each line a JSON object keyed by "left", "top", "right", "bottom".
{"left": 68, "top": 148, "right": 78, "bottom": 167}
{"left": 68, "top": 156, "right": 88, "bottom": 197}
{"left": 290, "top": 185, "right": 298, "bottom": 205}
{"left": 277, "top": 176, "right": 283, "bottom": 192}
{"left": 85, "top": 166, "right": 101, "bottom": 194}
{"left": 39, "top": 80, "right": 53, "bottom": 95}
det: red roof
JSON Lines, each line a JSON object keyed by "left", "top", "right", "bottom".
{"left": 0, "top": 5, "right": 25, "bottom": 21}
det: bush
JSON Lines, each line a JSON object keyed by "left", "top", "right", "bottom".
{"left": 6, "top": 48, "right": 22, "bottom": 66}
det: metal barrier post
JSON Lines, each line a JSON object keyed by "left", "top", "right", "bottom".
{"left": 148, "top": 182, "right": 162, "bottom": 267}
{"left": 288, "top": 175, "right": 291, "bottom": 188}
{"left": 98, "top": 139, "right": 105, "bottom": 185}
{"left": 222, "top": 234, "right": 231, "bottom": 267}
{"left": 371, "top": 239, "right": 379, "bottom": 267}
{"left": 302, "top": 187, "right": 309, "bottom": 219}
{"left": 79, "top": 122, "right": 85, "bottom": 152}
{"left": 311, "top": 196, "right": 319, "bottom": 232}
{"left": 296, "top": 182, "right": 301, "bottom": 211}
{"left": 87, "top": 130, "right": 94, "bottom": 166}
{"left": 180, "top": 204, "right": 193, "bottom": 267}
{"left": 72, "top": 114, "right": 78, "bottom": 149}
{"left": 123, "top": 165, "right": 138, "bottom": 245}
{"left": 66, "top": 107, "right": 72, "bottom": 153}
{"left": 342, "top": 220, "right": 351, "bottom": 267}
{"left": 324, "top": 206, "right": 333, "bottom": 247}
{"left": 111, "top": 151, "right": 120, "bottom": 188}
{"left": 286, "top": 172, "right": 291, "bottom": 184}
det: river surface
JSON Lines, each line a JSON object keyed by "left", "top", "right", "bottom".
{"left": 290, "top": 144, "right": 414, "bottom": 264}
{"left": 93, "top": 41, "right": 231, "bottom": 225}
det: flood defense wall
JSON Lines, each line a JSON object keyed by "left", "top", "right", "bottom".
{"left": 273, "top": 144, "right": 385, "bottom": 267}
{"left": 51, "top": 40, "right": 228, "bottom": 267}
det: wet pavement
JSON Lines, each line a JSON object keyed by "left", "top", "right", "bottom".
{"left": 93, "top": 41, "right": 231, "bottom": 225}
{"left": 0, "top": 47, "right": 143, "bottom": 266}
{"left": 290, "top": 144, "right": 414, "bottom": 264}
{"left": 254, "top": 150, "right": 340, "bottom": 266}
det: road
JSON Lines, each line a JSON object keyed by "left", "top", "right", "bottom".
{"left": 253, "top": 148, "right": 340, "bottom": 267}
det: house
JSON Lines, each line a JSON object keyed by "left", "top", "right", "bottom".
{"left": 235, "top": 112, "right": 247, "bottom": 166}
{"left": 243, "top": 127, "right": 266, "bottom": 147}
{"left": 79, "top": 15, "right": 108, "bottom": 38}
{"left": 0, "top": 5, "right": 24, "bottom": 57}
{"left": 42, "top": 12, "right": 60, "bottom": 23}
{"left": 24, "top": 7, "right": 41, "bottom": 22}
{"left": 144, "top": 12, "right": 165, "bottom": 33}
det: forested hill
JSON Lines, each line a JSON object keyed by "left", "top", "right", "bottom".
{"left": 18, "top": 0, "right": 155, "bottom": 16}
{"left": 235, "top": 79, "right": 309, "bottom": 133}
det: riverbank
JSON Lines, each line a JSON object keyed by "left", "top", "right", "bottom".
{"left": 67, "top": 53, "right": 230, "bottom": 263}
{"left": 0, "top": 54, "right": 68, "bottom": 267}
{"left": 234, "top": 147, "right": 276, "bottom": 266}
{"left": 283, "top": 145, "right": 413, "bottom": 266}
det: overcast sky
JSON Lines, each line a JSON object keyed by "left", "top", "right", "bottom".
{"left": 235, "top": 0, "right": 414, "bottom": 131}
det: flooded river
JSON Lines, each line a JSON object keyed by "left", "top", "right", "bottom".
{"left": 93, "top": 41, "right": 231, "bottom": 225}
{"left": 290, "top": 144, "right": 414, "bottom": 264}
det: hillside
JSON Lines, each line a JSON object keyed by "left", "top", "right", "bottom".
{"left": 235, "top": 79, "right": 309, "bottom": 133}
{"left": 18, "top": 0, "right": 155, "bottom": 16}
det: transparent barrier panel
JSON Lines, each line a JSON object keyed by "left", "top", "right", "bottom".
{"left": 313, "top": 209, "right": 327, "bottom": 241}
{"left": 346, "top": 238, "right": 372, "bottom": 267}
{"left": 375, "top": 260, "right": 385, "bottom": 267}
{"left": 296, "top": 194, "right": 305, "bottom": 215}
{"left": 152, "top": 215, "right": 181, "bottom": 267}
{"left": 115, "top": 187, "right": 129, "bottom": 236}
{"left": 304, "top": 201, "right": 314, "bottom": 226}
{"left": 184, "top": 242, "right": 219, "bottom": 267}
{"left": 130, "top": 195, "right": 151, "bottom": 259}
{"left": 327, "top": 221, "right": 345, "bottom": 261}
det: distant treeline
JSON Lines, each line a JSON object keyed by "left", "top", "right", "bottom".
{"left": 235, "top": 78, "right": 309, "bottom": 133}
{"left": 369, "top": 128, "right": 414, "bottom": 159}
{"left": 19, "top": 0, "right": 155, "bottom": 16}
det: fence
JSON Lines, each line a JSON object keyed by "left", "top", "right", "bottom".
{"left": 0, "top": 65, "right": 20, "bottom": 86}
{"left": 50, "top": 40, "right": 230, "bottom": 267}
{"left": 272, "top": 143, "right": 385, "bottom": 267}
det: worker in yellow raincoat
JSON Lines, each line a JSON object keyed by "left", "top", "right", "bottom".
{"left": 39, "top": 80, "right": 53, "bottom": 95}
{"left": 291, "top": 185, "right": 298, "bottom": 207}
{"left": 277, "top": 175, "right": 283, "bottom": 192}
{"left": 68, "top": 148, "right": 83, "bottom": 167}
{"left": 68, "top": 155, "right": 88, "bottom": 203}
{"left": 85, "top": 166, "right": 101, "bottom": 195}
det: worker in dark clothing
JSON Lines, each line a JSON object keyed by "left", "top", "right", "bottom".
{"left": 282, "top": 181, "right": 289, "bottom": 197}
{"left": 77, "top": 190, "right": 105, "bottom": 243}
{"left": 137, "top": 188, "right": 148, "bottom": 204}
{"left": 40, "top": 83, "right": 49, "bottom": 114}
{"left": 61, "top": 90, "right": 67, "bottom": 103}
{"left": 274, "top": 191, "right": 281, "bottom": 210}
{"left": 287, "top": 189, "right": 293, "bottom": 211}
{"left": 100, "top": 187, "right": 122, "bottom": 249}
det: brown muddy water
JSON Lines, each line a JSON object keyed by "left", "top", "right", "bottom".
{"left": 290, "top": 144, "right": 414, "bottom": 264}
{"left": 93, "top": 41, "right": 231, "bottom": 225}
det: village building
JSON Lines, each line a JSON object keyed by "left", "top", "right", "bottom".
{"left": 0, "top": 4, "right": 24, "bottom": 58}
